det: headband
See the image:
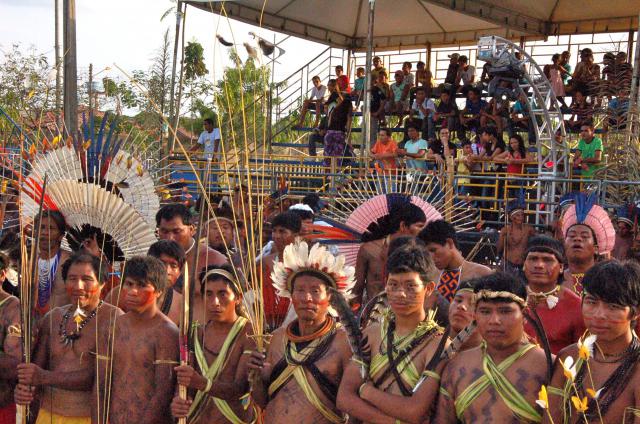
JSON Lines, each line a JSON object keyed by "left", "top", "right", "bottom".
{"left": 206, "top": 216, "right": 235, "bottom": 226}
{"left": 286, "top": 268, "right": 337, "bottom": 293}
{"left": 476, "top": 290, "right": 527, "bottom": 308}
{"left": 509, "top": 208, "right": 524, "bottom": 217}
{"left": 201, "top": 268, "right": 242, "bottom": 296}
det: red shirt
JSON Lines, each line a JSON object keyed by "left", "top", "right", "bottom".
{"left": 262, "top": 260, "right": 291, "bottom": 330}
{"left": 524, "top": 288, "right": 586, "bottom": 355}
{"left": 337, "top": 75, "right": 351, "bottom": 93}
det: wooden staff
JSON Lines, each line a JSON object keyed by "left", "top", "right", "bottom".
{"left": 178, "top": 262, "right": 190, "bottom": 424}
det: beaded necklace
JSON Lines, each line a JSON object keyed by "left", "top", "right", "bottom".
{"left": 59, "top": 301, "right": 102, "bottom": 346}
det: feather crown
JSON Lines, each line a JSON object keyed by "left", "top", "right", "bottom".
{"left": 562, "top": 192, "right": 615, "bottom": 254}
{"left": 271, "top": 238, "right": 356, "bottom": 299}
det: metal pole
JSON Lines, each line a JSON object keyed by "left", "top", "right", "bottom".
{"left": 88, "top": 63, "right": 93, "bottom": 116}
{"left": 361, "top": 0, "right": 375, "bottom": 160}
{"left": 54, "top": 0, "right": 63, "bottom": 131}
{"left": 628, "top": 14, "right": 640, "bottom": 138}
{"left": 168, "top": 1, "right": 183, "bottom": 155}
{"left": 63, "top": 0, "right": 78, "bottom": 138}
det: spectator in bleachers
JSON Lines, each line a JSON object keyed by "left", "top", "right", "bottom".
{"left": 427, "top": 127, "right": 456, "bottom": 167}
{"left": 480, "top": 126, "right": 506, "bottom": 163}
{"left": 559, "top": 51, "right": 572, "bottom": 85}
{"left": 433, "top": 90, "right": 459, "bottom": 140}
{"left": 564, "top": 89, "right": 593, "bottom": 132}
{"left": 508, "top": 93, "right": 536, "bottom": 144}
{"left": 456, "top": 141, "right": 475, "bottom": 200}
{"left": 482, "top": 88, "right": 510, "bottom": 135}
{"left": 544, "top": 54, "right": 567, "bottom": 107}
{"left": 615, "top": 52, "right": 633, "bottom": 82}
{"left": 605, "top": 91, "right": 629, "bottom": 131}
{"left": 371, "top": 128, "right": 399, "bottom": 171}
{"left": 570, "top": 48, "right": 600, "bottom": 96}
{"left": 323, "top": 79, "right": 353, "bottom": 168}
{"left": 455, "top": 55, "right": 476, "bottom": 93}
{"left": 405, "top": 87, "right": 434, "bottom": 140}
{"left": 444, "top": 53, "right": 460, "bottom": 92}
{"left": 459, "top": 87, "right": 487, "bottom": 137}
{"left": 296, "top": 75, "right": 327, "bottom": 128}
{"left": 572, "top": 124, "right": 603, "bottom": 179}
{"left": 370, "top": 72, "right": 389, "bottom": 143}
{"left": 335, "top": 65, "right": 350, "bottom": 93}
{"left": 388, "top": 70, "right": 411, "bottom": 124}
{"left": 353, "top": 67, "right": 366, "bottom": 107}
{"left": 371, "top": 56, "right": 387, "bottom": 82}
{"left": 398, "top": 125, "right": 428, "bottom": 172}
{"left": 496, "top": 134, "right": 533, "bottom": 189}
{"left": 415, "top": 61, "right": 432, "bottom": 91}
{"left": 402, "top": 61, "right": 415, "bottom": 89}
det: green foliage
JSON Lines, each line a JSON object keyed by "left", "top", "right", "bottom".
{"left": 184, "top": 41, "right": 208, "bottom": 81}
{"left": 102, "top": 77, "right": 139, "bottom": 113}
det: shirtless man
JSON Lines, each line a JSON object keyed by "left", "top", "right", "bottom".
{"left": 156, "top": 203, "right": 227, "bottom": 323}
{"left": 523, "top": 236, "right": 585, "bottom": 354}
{"left": 0, "top": 252, "right": 21, "bottom": 422}
{"left": 170, "top": 264, "right": 255, "bottom": 423}
{"left": 448, "top": 280, "right": 482, "bottom": 352}
{"left": 612, "top": 207, "right": 634, "bottom": 260}
{"left": 249, "top": 240, "right": 353, "bottom": 424}
{"left": 545, "top": 260, "right": 640, "bottom": 423}
{"left": 34, "top": 210, "right": 72, "bottom": 316}
{"left": 354, "top": 203, "right": 427, "bottom": 307}
{"left": 419, "top": 219, "right": 492, "bottom": 303}
{"left": 106, "top": 255, "right": 179, "bottom": 424}
{"left": 14, "top": 253, "right": 122, "bottom": 423}
{"left": 338, "top": 243, "right": 446, "bottom": 423}
{"left": 436, "top": 272, "right": 548, "bottom": 423}
{"left": 497, "top": 205, "right": 535, "bottom": 273}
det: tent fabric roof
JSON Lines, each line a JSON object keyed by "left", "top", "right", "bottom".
{"left": 187, "top": 0, "right": 639, "bottom": 50}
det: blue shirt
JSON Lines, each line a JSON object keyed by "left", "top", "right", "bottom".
{"left": 404, "top": 138, "right": 428, "bottom": 170}
{"left": 465, "top": 99, "right": 487, "bottom": 115}
{"left": 354, "top": 77, "right": 365, "bottom": 91}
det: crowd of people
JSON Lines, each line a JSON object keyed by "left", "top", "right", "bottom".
{"left": 1, "top": 181, "right": 640, "bottom": 423}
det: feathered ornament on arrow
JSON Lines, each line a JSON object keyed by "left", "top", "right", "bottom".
{"left": 216, "top": 34, "right": 234, "bottom": 47}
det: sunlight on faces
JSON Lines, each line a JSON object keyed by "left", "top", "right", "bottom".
{"left": 475, "top": 300, "right": 525, "bottom": 349}
{"left": 581, "top": 293, "right": 637, "bottom": 342}
{"left": 204, "top": 279, "right": 240, "bottom": 323}
{"left": 386, "top": 271, "right": 434, "bottom": 316}
{"left": 157, "top": 254, "right": 182, "bottom": 288}
{"left": 272, "top": 226, "right": 297, "bottom": 254}
{"left": 448, "top": 291, "right": 476, "bottom": 333}
{"left": 398, "top": 221, "right": 426, "bottom": 237}
{"left": 207, "top": 219, "right": 234, "bottom": 250}
{"left": 123, "top": 276, "right": 161, "bottom": 313}
{"left": 64, "top": 262, "right": 104, "bottom": 309}
{"left": 564, "top": 224, "right": 596, "bottom": 260}
{"left": 157, "top": 217, "right": 196, "bottom": 251}
{"left": 291, "top": 274, "right": 331, "bottom": 322}
{"left": 38, "top": 216, "right": 64, "bottom": 250}
{"left": 524, "top": 252, "right": 563, "bottom": 288}
{"left": 425, "top": 241, "right": 455, "bottom": 270}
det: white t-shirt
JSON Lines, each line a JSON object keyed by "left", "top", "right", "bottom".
{"left": 411, "top": 98, "right": 436, "bottom": 120}
{"left": 310, "top": 84, "right": 327, "bottom": 101}
{"left": 458, "top": 65, "right": 476, "bottom": 85}
{"left": 198, "top": 128, "right": 221, "bottom": 159}
{"left": 404, "top": 73, "right": 415, "bottom": 87}
{"left": 404, "top": 138, "right": 428, "bottom": 170}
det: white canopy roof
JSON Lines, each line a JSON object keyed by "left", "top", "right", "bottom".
{"left": 187, "top": 0, "right": 639, "bottom": 50}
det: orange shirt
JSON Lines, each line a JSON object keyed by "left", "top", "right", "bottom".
{"left": 371, "top": 140, "right": 399, "bottom": 170}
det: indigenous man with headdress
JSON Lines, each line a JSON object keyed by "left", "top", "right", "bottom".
{"left": 523, "top": 235, "right": 585, "bottom": 355}
{"left": 105, "top": 256, "right": 179, "bottom": 424}
{"left": 248, "top": 239, "right": 354, "bottom": 424}
{"left": 612, "top": 204, "right": 636, "bottom": 260}
{"left": 354, "top": 203, "right": 427, "bottom": 306}
{"left": 435, "top": 272, "right": 548, "bottom": 423}
{"left": 447, "top": 279, "right": 482, "bottom": 352}
{"left": 561, "top": 193, "right": 615, "bottom": 294}
{"left": 337, "top": 243, "right": 447, "bottom": 423}
{"left": 497, "top": 194, "right": 535, "bottom": 273}
{"left": 170, "top": 264, "right": 256, "bottom": 423}
{"left": 0, "top": 252, "right": 20, "bottom": 423}
{"left": 419, "top": 220, "right": 492, "bottom": 303}
{"left": 553, "top": 193, "right": 575, "bottom": 241}
{"left": 545, "top": 260, "right": 640, "bottom": 423}
{"left": 14, "top": 253, "right": 122, "bottom": 424}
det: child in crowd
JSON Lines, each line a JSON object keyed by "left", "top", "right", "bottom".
{"left": 353, "top": 67, "right": 366, "bottom": 108}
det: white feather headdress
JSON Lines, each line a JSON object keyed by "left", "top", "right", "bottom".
{"left": 271, "top": 238, "right": 356, "bottom": 299}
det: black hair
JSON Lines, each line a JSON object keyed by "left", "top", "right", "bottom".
{"left": 328, "top": 78, "right": 337, "bottom": 85}
{"left": 526, "top": 235, "right": 565, "bottom": 263}
{"left": 356, "top": 67, "right": 365, "bottom": 72}
{"left": 458, "top": 55, "right": 468, "bottom": 63}
{"left": 155, "top": 203, "right": 194, "bottom": 227}
{"left": 406, "top": 124, "right": 421, "bottom": 132}
{"left": 473, "top": 271, "right": 527, "bottom": 306}
{"left": 481, "top": 126, "right": 498, "bottom": 139}
{"left": 0, "top": 251, "right": 9, "bottom": 271}
{"left": 551, "top": 53, "right": 561, "bottom": 62}
{"left": 379, "top": 128, "right": 392, "bottom": 137}
{"left": 199, "top": 263, "right": 241, "bottom": 296}
{"left": 508, "top": 134, "right": 527, "bottom": 157}
{"left": 582, "top": 260, "right": 640, "bottom": 310}
{"left": 61, "top": 252, "right": 109, "bottom": 284}
{"left": 387, "top": 243, "right": 437, "bottom": 285}
{"left": 122, "top": 255, "right": 168, "bottom": 293}
{"left": 461, "top": 140, "right": 472, "bottom": 147}
{"left": 335, "top": 65, "right": 343, "bottom": 71}
{"left": 271, "top": 211, "right": 302, "bottom": 233}
{"left": 302, "top": 193, "right": 322, "bottom": 213}
{"left": 289, "top": 208, "right": 314, "bottom": 221}
{"left": 403, "top": 61, "right": 412, "bottom": 69}
{"left": 291, "top": 269, "right": 335, "bottom": 292}
{"left": 204, "top": 118, "right": 214, "bottom": 126}
{"left": 391, "top": 203, "right": 426, "bottom": 233}
{"left": 456, "top": 278, "right": 477, "bottom": 293}
{"left": 417, "top": 61, "right": 425, "bottom": 67}
{"left": 39, "top": 210, "right": 67, "bottom": 234}
{"left": 414, "top": 87, "right": 426, "bottom": 94}
{"left": 147, "top": 240, "right": 186, "bottom": 267}
{"left": 388, "top": 236, "right": 426, "bottom": 258}
{"left": 418, "top": 219, "right": 458, "bottom": 249}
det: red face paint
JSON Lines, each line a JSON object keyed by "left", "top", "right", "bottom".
{"left": 141, "top": 289, "right": 156, "bottom": 306}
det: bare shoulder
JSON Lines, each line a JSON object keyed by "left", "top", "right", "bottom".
{"left": 99, "top": 302, "right": 124, "bottom": 316}
{"left": 524, "top": 345, "right": 550, "bottom": 366}
{"left": 556, "top": 343, "right": 579, "bottom": 361}
{"left": 362, "top": 322, "right": 381, "bottom": 344}
{"left": 269, "top": 326, "right": 286, "bottom": 350}
{"left": 465, "top": 260, "right": 493, "bottom": 276}
{"left": 154, "top": 313, "right": 179, "bottom": 337}
{"left": 446, "top": 345, "right": 482, "bottom": 371}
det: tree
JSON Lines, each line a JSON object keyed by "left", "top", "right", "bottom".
{"left": 101, "top": 77, "right": 139, "bottom": 114}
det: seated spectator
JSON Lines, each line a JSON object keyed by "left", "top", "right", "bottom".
{"left": 569, "top": 48, "right": 600, "bottom": 96}
{"left": 432, "top": 90, "right": 459, "bottom": 139}
{"left": 478, "top": 126, "right": 506, "bottom": 207}
{"left": 455, "top": 55, "right": 476, "bottom": 93}
{"left": 415, "top": 61, "right": 432, "bottom": 91}
{"left": 398, "top": 125, "right": 428, "bottom": 172}
{"left": 480, "top": 61, "right": 492, "bottom": 86}
{"left": 335, "top": 65, "right": 350, "bottom": 93}
{"left": 405, "top": 87, "right": 435, "bottom": 140}
{"left": 605, "top": 93, "right": 630, "bottom": 131}
{"left": 427, "top": 127, "right": 457, "bottom": 167}
{"left": 371, "top": 72, "right": 389, "bottom": 133}
{"left": 508, "top": 92, "right": 535, "bottom": 143}
{"left": 444, "top": 53, "right": 460, "bottom": 94}
{"left": 371, "top": 56, "right": 387, "bottom": 83}
{"left": 456, "top": 140, "right": 476, "bottom": 200}
{"left": 544, "top": 53, "right": 568, "bottom": 107}
{"left": 572, "top": 124, "right": 603, "bottom": 179}
{"left": 370, "top": 128, "right": 399, "bottom": 171}
{"left": 481, "top": 89, "right": 510, "bottom": 135}
{"left": 459, "top": 88, "right": 487, "bottom": 136}
{"left": 401, "top": 61, "right": 415, "bottom": 89}
{"left": 564, "top": 89, "right": 593, "bottom": 132}
{"left": 559, "top": 51, "right": 572, "bottom": 85}
{"left": 388, "top": 70, "right": 411, "bottom": 123}
{"left": 297, "top": 75, "right": 327, "bottom": 128}
{"left": 353, "top": 66, "right": 366, "bottom": 107}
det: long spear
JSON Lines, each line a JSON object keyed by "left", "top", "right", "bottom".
{"left": 17, "top": 174, "right": 48, "bottom": 424}
{"left": 178, "top": 262, "right": 190, "bottom": 424}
